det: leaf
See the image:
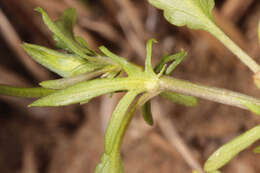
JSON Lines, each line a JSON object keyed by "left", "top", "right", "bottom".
{"left": 105, "top": 91, "right": 140, "bottom": 153}
{"left": 99, "top": 46, "right": 143, "bottom": 77}
{"left": 75, "top": 36, "right": 96, "bottom": 55}
{"left": 165, "top": 51, "right": 186, "bottom": 75}
{"left": 253, "top": 72, "right": 260, "bottom": 90}
{"left": 148, "top": 0, "right": 215, "bottom": 31}
{"left": 253, "top": 145, "right": 260, "bottom": 154}
{"left": 96, "top": 91, "right": 140, "bottom": 173}
{"left": 29, "top": 77, "right": 148, "bottom": 107}
{"left": 239, "top": 99, "right": 260, "bottom": 115}
{"left": 141, "top": 101, "right": 154, "bottom": 125}
{"left": 160, "top": 91, "right": 197, "bottom": 107}
{"left": 145, "top": 39, "right": 157, "bottom": 75}
{"left": 204, "top": 125, "right": 260, "bottom": 172}
{"left": 40, "top": 68, "right": 112, "bottom": 89}
{"left": 35, "top": 7, "right": 95, "bottom": 58}
{"left": 0, "top": 85, "right": 56, "bottom": 98}
{"left": 22, "top": 43, "right": 102, "bottom": 77}
{"left": 155, "top": 50, "right": 186, "bottom": 74}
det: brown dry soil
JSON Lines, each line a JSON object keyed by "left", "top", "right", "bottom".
{"left": 0, "top": 0, "right": 260, "bottom": 173}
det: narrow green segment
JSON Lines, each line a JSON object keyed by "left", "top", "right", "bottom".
{"left": 141, "top": 101, "right": 154, "bottom": 125}
{"left": 95, "top": 91, "right": 139, "bottom": 173}
{"left": 165, "top": 52, "right": 186, "bottom": 75}
{"left": 253, "top": 145, "right": 260, "bottom": 154}
{"left": 155, "top": 50, "right": 186, "bottom": 75}
{"left": 29, "top": 77, "right": 148, "bottom": 107}
{"left": 22, "top": 43, "right": 101, "bottom": 77}
{"left": 204, "top": 125, "right": 260, "bottom": 172}
{"left": 240, "top": 99, "right": 260, "bottom": 115}
{"left": 99, "top": 46, "right": 143, "bottom": 77}
{"left": 145, "top": 39, "right": 157, "bottom": 75}
{"left": 40, "top": 67, "right": 115, "bottom": 89}
{"left": 35, "top": 7, "right": 95, "bottom": 58}
{"left": 105, "top": 91, "right": 140, "bottom": 153}
{"left": 0, "top": 85, "right": 56, "bottom": 98}
{"left": 160, "top": 91, "right": 197, "bottom": 107}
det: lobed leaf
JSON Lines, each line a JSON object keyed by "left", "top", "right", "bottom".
{"left": 99, "top": 46, "right": 143, "bottom": 77}
{"left": 35, "top": 7, "right": 95, "bottom": 58}
{"left": 29, "top": 77, "right": 148, "bottom": 107}
{"left": 155, "top": 50, "right": 186, "bottom": 75}
{"left": 165, "top": 52, "right": 186, "bottom": 75}
{"left": 204, "top": 125, "right": 260, "bottom": 172}
{"left": 148, "top": 0, "right": 215, "bottom": 31}
{"left": 23, "top": 43, "right": 102, "bottom": 77}
{"left": 0, "top": 85, "right": 56, "bottom": 98}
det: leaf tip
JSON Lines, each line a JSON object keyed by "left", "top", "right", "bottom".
{"left": 253, "top": 70, "right": 260, "bottom": 90}
{"left": 34, "top": 7, "right": 44, "bottom": 14}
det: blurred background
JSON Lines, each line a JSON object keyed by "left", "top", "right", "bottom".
{"left": 0, "top": 0, "right": 260, "bottom": 172}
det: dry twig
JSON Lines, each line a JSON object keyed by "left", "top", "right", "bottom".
{"left": 153, "top": 101, "right": 205, "bottom": 173}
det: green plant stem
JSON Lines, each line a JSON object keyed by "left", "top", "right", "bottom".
{"left": 208, "top": 24, "right": 260, "bottom": 73}
{"left": 159, "top": 76, "right": 260, "bottom": 109}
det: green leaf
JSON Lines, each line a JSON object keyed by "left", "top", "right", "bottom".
{"left": 141, "top": 101, "right": 154, "bottom": 125}
{"left": 75, "top": 36, "right": 96, "bottom": 55}
{"left": 155, "top": 50, "right": 186, "bottom": 75}
{"left": 29, "top": 77, "right": 148, "bottom": 107}
{"left": 0, "top": 85, "right": 56, "bottom": 98}
{"left": 22, "top": 43, "right": 102, "bottom": 77}
{"left": 239, "top": 99, "right": 260, "bottom": 115}
{"left": 96, "top": 91, "right": 140, "bottom": 173}
{"left": 253, "top": 73, "right": 260, "bottom": 90}
{"left": 160, "top": 91, "right": 197, "bottom": 107}
{"left": 40, "top": 67, "right": 114, "bottom": 89}
{"left": 148, "top": 0, "right": 215, "bottom": 31}
{"left": 105, "top": 91, "right": 140, "bottom": 153}
{"left": 165, "top": 51, "right": 186, "bottom": 75}
{"left": 253, "top": 145, "right": 260, "bottom": 154}
{"left": 204, "top": 125, "right": 260, "bottom": 172}
{"left": 145, "top": 39, "right": 157, "bottom": 75}
{"left": 35, "top": 7, "right": 95, "bottom": 58}
{"left": 99, "top": 46, "right": 143, "bottom": 77}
